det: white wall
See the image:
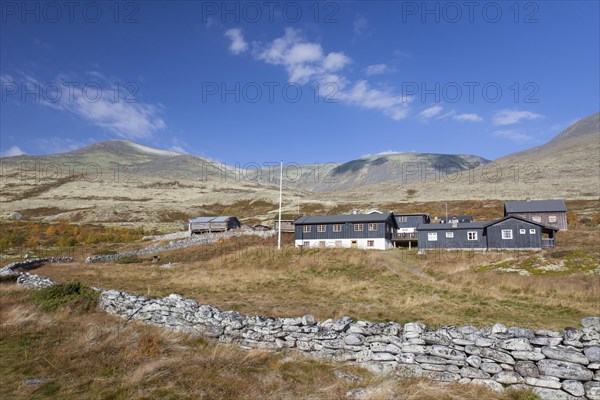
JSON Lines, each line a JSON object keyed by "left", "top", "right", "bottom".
{"left": 294, "top": 238, "right": 392, "bottom": 250}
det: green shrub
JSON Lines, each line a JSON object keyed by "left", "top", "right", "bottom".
{"left": 117, "top": 255, "right": 142, "bottom": 264}
{"left": 30, "top": 281, "right": 99, "bottom": 312}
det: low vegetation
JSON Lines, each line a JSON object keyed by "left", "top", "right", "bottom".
{"left": 0, "top": 286, "right": 539, "bottom": 399}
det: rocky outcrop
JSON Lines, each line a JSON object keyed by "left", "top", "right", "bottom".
{"left": 16, "top": 273, "right": 57, "bottom": 289}
{"left": 85, "top": 230, "right": 275, "bottom": 263}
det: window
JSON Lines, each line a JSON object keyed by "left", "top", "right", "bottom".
{"left": 317, "top": 225, "right": 326, "bottom": 232}
{"left": 335, "top": 241, "right": 342, "bottom": 247}
{"left": 428, "top": 232, "right": 438, "bottom": 241}
{"left": 303, "top": 241, "right": 309, "bottom": 247}
{"left": 368, "top": 223, "right": 377, "bottom": 231}
{"left": 367, "top": 240, "right": 375, "bottom": 247}
{"left": 445, "top": 232, "right": 454, "bottom": 238}
{"left": 501, "top": 229, "right": 513, "bottom": 239}
{"left": 333, "top": 224, "right": 342, "bottom": 232}
{"left": 399, "top": 216, "right": 408, "bottom": 223}
{"left": 529, "top": 229, "right": 536, "bottom": 234}
{"left": 532, "top": 216, "right": 542, "bottom": 223}
{"left": 319, "top": 241, "right": 326, "bottom": 247}
{"left": 519, "top": 229, "right": 526, "bottom": 234}
{"left": 303, "top": 225, "right": 311, "bottom": 233}
{"left": 354, "top": 224, "right": 364, "bottom": 231}
{"left": 548, "top": 215, "right": 557, "bottom": 223}
{"left": 467, "top": 231, "right": 478, "bottom": 241}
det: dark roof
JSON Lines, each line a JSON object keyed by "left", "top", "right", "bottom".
{"left": 504, "top": 200, "right": 566, "bottom": 213}
{"left": 294, "top": 212, "right": 398, "bottom": 228}
{"left": 189, "top": 216, "right": 238, "bottom": 223}
{"left": 396, "top": 213, "right": 430, "bottom": 217}
{"left": 417, "top": 222, "right": 487, "bottom": 230}
{"left": 434, "top": 215, "right": 473, "bottom": 220}
{"left": 484, "top": 215, "right": 558, "bottom": 231}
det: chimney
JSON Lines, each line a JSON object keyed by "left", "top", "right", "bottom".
{"left": 352, "top": 209, "right": 358, "bottom": 215}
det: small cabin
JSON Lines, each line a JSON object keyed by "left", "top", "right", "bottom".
{"left": 504, "top": 199, "right": 567, "bottom": 230}
{"left": 188, "top": 216, "right": 241, "bottom": 235}
{"left": 274, "top": 220, "right": 295, "bottom": 233}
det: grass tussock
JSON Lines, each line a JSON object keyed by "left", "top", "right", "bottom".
{"left": 29, "top": 281, "right": 99, "bottom": 312}
{"left": 0, "top": 286, "right": 538, "bottom": 399}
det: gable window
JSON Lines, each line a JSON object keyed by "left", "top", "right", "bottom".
{"left": 529, "top": 229, "right": 536, "bottom": 234}
{"left": 368, "top": 223, "right": 377, "bottom": 231}
{"left": 548, "top": 215, "right": 557, "bottom": 223}
{"left": 445, "top": 232, "right": 454, "bottom": 238}
{"left": 317, "top": 225, "right": 326, "bottom": 232}
{"left": 532, "top": 216, "right": 542, "bottom": 223}
{"left": 501, "top": 229, "right": 513, "bottom": 239}
{"left": 467, "top": 231, "right": 478, "bottom": 241}
{"left": 354, "top": 224, "right": 364, "bottom": 232}
{"left": 303, "top": 225, "right": 311, "bottom": 233}
{"left": 333, "top": 224, "right": 342, "bottom": 232}
{"left": 519, "top": 229, "right": 526, "bottom": 234}
{"left": 428, "top": 232, "right": 438, "bottom": 241}
{"left": 367, "top": 240, "right": 375, "bottom": 247}
{"left": 399, "top": 216, "right": 408, "bottom": 223}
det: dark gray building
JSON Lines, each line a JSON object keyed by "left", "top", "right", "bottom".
{"left": 293, "top": 212, "right": 398, "bottom": 250}
{"left": 394, "top": 213, "right": 430, "bottom": 247}
{"left": 188, "top": 216, "right": 241, "bottom": 234}
{"left": 504, "top": 199, "right": 567, "bottom": 230}
{"left": 417, "top": 215, "right": 558, "bottom": 250}
{"left": 417, "top": 222, "right": 488, "bottom": 250}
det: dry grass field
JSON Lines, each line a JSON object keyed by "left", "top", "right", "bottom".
{"left": 25, "top": 226, "right": 599, "bottom": 331}
{"left": 0, "top": 285, "right": 538, "bottom": 400}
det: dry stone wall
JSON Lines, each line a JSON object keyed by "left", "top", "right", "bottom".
{"left": 7, "top": 262, "right": 600, "bottom": 400}
{"left": 85, "top": 230, "right": 275, "bottom": 263}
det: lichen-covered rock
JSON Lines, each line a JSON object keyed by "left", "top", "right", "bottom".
{"left": 537, "top": 359, "right": 594, "bottom": 381}
{"left": 561, "top": 380, "right": 585, "bottom": 397}
{"left": 541, "top": 346, "right": 589, "bottom": 365}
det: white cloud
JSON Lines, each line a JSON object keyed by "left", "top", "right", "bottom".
{"left": 453, "top": 113, "right": 483, "bottom": 122}
{"left": 224, "top": 28, "right": 248, "bottom": 55}
{"left": 365, "top": 64, "right": 396, "bottom": 76}
{"left": 249, "top": 28, "right": 409, "bottom": 120}
{"left": 168, "top": 137, "right": 189, "bottom": 154}
{"left": 418, "top": 105, "right": 443, "bottom": 119}
{"left": 1, "top": 145, "right": 26, "bottom": 157}
{"left": 492, "top": 129, "right": 532, "bottom": 143}
{"left": 353, "top": 16, "right": 368, "bottom": 38}
{"left": 493, "top": 110, "right": 543, "bottom": 125}
{"left": 340, "top": 81, "right": 410, "bottom": 121}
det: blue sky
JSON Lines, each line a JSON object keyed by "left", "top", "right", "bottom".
{"left": 1, "top": 1, "right": 599, "bottom": 164}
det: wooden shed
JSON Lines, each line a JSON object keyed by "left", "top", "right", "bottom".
{"left": 188, "top": 216, "right": 241, "bottom": 235}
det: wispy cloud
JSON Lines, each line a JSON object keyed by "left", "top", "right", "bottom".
{"left": 224, "top": 28, "right": 248, "bottom": 55}
{"left": 33, "top": 137, "right": 95, "bottom": 153}
{"left": 3, "top": 71, "right": 166, "bottom": 139}
{"left": 492, "top": 129, "right": 533, "bottom": 143}
{"left": 1, "top": 145, "right": 26, "bottom": 157}
{"left": 365, "top": 64, "right": 396, "bottom": 76}
{"left": 243, "top": 28, "right": 409, "bottom": 121}
{"left": 453, "top": 113, "right": 483, "bottom": 122}
{"left": 168, "top": 137, "right": 189, "bottom": 154}
{"left": 418, "top": 105, "right": 443, "bottom": 119}
{"left": 493, "top": 110, "right": 543, "bottom": 125}
{"left": 353, "top": 16, "right": 369, "bottom": 39}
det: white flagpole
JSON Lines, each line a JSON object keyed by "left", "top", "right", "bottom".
{"left": 277, "top": 161, "right": 283, "bottom": 252}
